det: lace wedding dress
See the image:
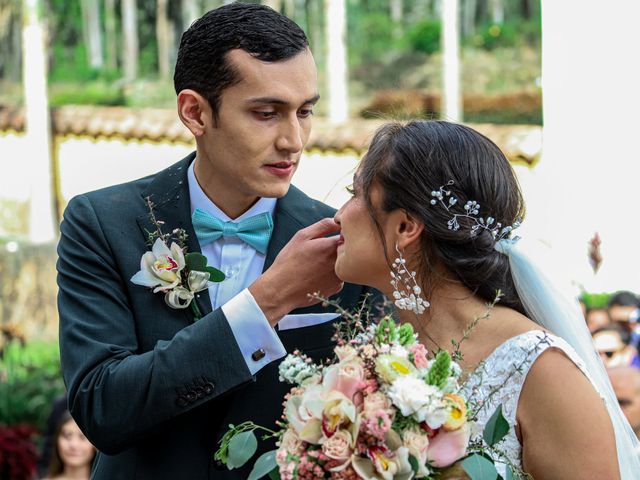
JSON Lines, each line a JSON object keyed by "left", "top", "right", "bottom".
{"left": 460, "top": 329, "right": 596, "bottom": 477}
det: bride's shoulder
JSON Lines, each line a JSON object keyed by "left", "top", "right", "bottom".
{"left": 517, "top": 333, "right": 606, "bottom": 417}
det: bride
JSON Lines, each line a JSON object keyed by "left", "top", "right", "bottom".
{"left": 333, "top": 120, "right": 640, "bottom": 478}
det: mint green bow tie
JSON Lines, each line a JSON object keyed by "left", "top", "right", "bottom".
{"left": 191, "top": 209, "right": 273, "bottom": 254}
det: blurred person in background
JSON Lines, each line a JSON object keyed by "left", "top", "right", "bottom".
{"left": 41, "top": 411, "right": 95, "bottom": 480}
{"left": 37, "top": 393, "right": 68, "bottom": 477}
{"left": 608, "top": 291, "right": 640, "bottom": 350}
{"left": 608, "top": 290, "right": 640, "bottom": 326}
{"left": 608, "top": 367, "right": 640, "bottom": 440}
{"left": 593, "top": 323, "right": 639, "bottom": 368}
{"left": 586, "top": 307, "right": 612, "bottom": 333}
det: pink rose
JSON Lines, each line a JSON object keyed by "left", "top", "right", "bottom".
{"left": 323, "top": 359, "right": 365, "bottom": 401}
{"left": 427, "top": 424, "right": 470, "bottom": 468}
{"left": 409, "top": 343, "right": 429, "bottom": 369}
{"left": 322, "top": 429, "right": 353, "bottom": 466}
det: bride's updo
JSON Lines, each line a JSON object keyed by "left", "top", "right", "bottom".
{"left": 358, "top": 120, "right": 526, "bottom": 313}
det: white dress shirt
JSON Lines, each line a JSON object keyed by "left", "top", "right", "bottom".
{"left": 187, "top": 162, "right": 286, "bottom": 374}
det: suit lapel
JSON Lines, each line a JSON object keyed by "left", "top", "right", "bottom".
{"left": 263, "top": 186, "right": 308, "bottom": 272}
{"left": 135, "top": 152, "right": 213, "bottom": 319}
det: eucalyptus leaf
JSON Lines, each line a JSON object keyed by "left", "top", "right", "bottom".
{"left": 268, "top": 469, "right": 281, "bottom": 480}
{"left": 248, "top": 450, "right": 278, "bottom": 480}
{"left": 227, "top": 431, "right": 258, "bottom": 469}
{"left": 483, "top": 404, "right": 510, "bottom": 446}
{"left": 206, "top": 266, "right": 226, "bottom": 282}
{"left": 462, "top": 454, "right": 498, "bottom": 480}
{"left": 505, "top": 466, "right": 515, "bottom": 480}
{"left": 185, "top": 252, "right": 207, "bottom": 272}
{"left": 408, "top": 454, "right": 419, "bottom": 474}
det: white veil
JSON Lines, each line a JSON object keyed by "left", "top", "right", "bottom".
{"left": 496, "top": 237, "right": 640, "bottom": 478}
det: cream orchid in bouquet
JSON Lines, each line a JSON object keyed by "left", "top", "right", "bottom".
{"left": 215, "top": 299, "right": 524, "bottom": 480}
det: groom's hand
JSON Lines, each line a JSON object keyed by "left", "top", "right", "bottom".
{"left": 249, "top": 218, "right": 344, "bottom": 326}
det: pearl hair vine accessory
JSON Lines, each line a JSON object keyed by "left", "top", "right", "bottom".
{"left": 430, "top": 180, "right": 521, "bottom": 240}
{"left": 390, "top": 243, "right": 430, "bottom": 314}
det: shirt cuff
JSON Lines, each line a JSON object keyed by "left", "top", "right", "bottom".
{"left": 221, "top": 288, "right": 287, "bottom": 375}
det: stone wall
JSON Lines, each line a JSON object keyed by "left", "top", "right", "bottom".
{"left": 0, "top": 241, "right": 58, "bottom": 341}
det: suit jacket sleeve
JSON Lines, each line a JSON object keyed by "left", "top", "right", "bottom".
{"left": 57, "top": 195, "right": 254, "bottom": 455}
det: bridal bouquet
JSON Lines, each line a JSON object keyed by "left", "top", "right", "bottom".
{"left": 216, "top": 304, "right": 515, "bottom": 480}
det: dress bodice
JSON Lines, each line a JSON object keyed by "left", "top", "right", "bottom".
{"left": 460, "top": 330, "right": 593, "bottom": 477}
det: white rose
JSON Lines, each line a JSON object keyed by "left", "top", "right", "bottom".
{"left": 388, "top": 376, "right": 446, "bottom": 428}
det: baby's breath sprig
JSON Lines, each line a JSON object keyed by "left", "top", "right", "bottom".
{"left": 451, "top": 290, "right": 503, "bottom": 362}
{"left": 430, "top": 181, "right": 521, "bottom": 240}
{"left": 144, "top": 196, "right": 189, "bottom": 250}
{"left": 307, "top": 292, "right": 375, "bottom": 346}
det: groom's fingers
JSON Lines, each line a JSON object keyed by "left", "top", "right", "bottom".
{"left": 296, "top": 218, "right": 341, "bottom": 241}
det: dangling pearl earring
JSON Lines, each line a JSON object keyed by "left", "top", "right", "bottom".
{"left": 390, "top": 243, "right": 430, "bottom": 314}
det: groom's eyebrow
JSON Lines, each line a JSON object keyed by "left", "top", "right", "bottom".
{"left": 246, "top": 94, "right": 321, "bottom": 106}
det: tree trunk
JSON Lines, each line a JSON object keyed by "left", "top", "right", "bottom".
{"left": 121, "top": 0, "right": 139, "bottom": 80}
{"left": 441, "top": 0, "right": 461, "bottom": 121}
{"left": 81, "top": 0, "right": 104, "bottom": 69}
{"left": 412, "top": 0, "right": 429, "bottom": 21}
{"left": 325, "top": 0, "right": 348, "bottom": 123}
{"left": 182, "top": 0, "right": 200, "bottom": 31}
{"left": 157, "top": 0, "right": 170, "bottom": 79}
{"left": 22, "top": 0, "right": 56, "bottom": 243}
{"left": 489, "top": 0, "right": 504, "bottom": 23}
{"left": 306, "top": 0, "right": 323, "bottom": 61}
{"left": 204, "top": 0, "right": 225, "bottom": 10}
{"left": 390, "top": 0, "right": 403, "bottom": 38}
{"left": 284, "top": 0, "right": 295, "bottom": 17}
{"left": 0, "top": 0, "right": 21, "bottom": 82}
{"left": 104, "top": 0, "right": 117, "bottom": 70}
{"left": 462, "top": 0, "right": 477, "bottom": 38}
{"left": 263, "top": 0, "right": 282, "bottom": 11}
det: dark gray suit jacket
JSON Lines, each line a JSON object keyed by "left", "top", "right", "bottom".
{"left": 57, "top": 153, "right": 377, "bottom": 479}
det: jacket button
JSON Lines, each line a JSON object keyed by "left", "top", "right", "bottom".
{"left": 251, "top": 348, "right": 266, "bottom": 361}
{"left": 193, "top": 385, "right": 205, "bottom": 398}
{"left": 203, "top": 382, "right": 214, "bottom": 394}
{"left": 185, "top": 390, "right": 197, "bottom": 402}
{"left": 176, "top": 395, "right": 189, "bottom": 407}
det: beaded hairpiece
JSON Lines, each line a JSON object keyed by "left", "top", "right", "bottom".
{"left": 429, "top": 180, "right": 521, "bottom": 240}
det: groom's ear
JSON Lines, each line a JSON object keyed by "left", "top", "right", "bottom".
{"left": 394, "top": 210, "right": 424, "bottom": 250}
{"left": 177, "top": 89, "right": 209, "bottom": 137}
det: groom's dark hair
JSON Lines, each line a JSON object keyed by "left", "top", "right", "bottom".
{"left": 174, "top": 2, "right": 309, "bottom": 121}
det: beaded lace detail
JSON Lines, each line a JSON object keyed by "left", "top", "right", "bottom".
{"left": 460, "top": 330, "right": 593, "bottom": 477}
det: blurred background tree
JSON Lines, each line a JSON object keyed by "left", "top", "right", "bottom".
{"left": 0, "top": 0, "right": 542, "bottom": 124}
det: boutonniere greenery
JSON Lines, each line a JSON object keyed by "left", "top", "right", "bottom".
{"left": 130, "top": 196, "right": 225, "bottom": 319}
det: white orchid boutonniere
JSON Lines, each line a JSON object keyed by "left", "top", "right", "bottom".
{"left": 130, "top": 197, "right": 225, "bottom": 319}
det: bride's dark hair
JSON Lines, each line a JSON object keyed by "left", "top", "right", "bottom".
{"left": 357, "top": 120, "right": 526, "bottom": 314}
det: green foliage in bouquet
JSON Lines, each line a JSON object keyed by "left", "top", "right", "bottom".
{"left": 0, "top": 340, "right": 65, "bottom": 429}
{"left": 375, "top": 316, "right": 399, "bottom": 344}
{"left": 215, "top": 292, "right": 531, "bottom": 480}
{"left": 426, "top": 350, "right": 452, "bottom": 390}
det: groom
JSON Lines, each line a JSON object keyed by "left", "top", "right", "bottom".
{"left": 57, "top": 4, "right": 375, "bottom": 479}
